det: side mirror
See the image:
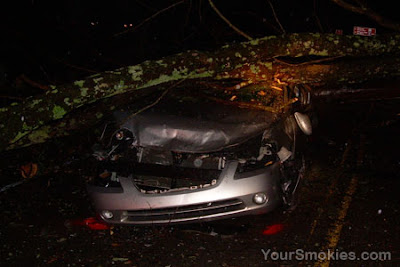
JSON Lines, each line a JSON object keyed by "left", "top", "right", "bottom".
{"left": 294, "top": 112, "right": 312, "bottom": 135}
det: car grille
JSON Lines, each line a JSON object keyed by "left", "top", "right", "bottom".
{"left": 123, "top": 198, "right": 245, "bottom": 223}
{"left": 130, "top": 163, "right": 223, "bottom": 193}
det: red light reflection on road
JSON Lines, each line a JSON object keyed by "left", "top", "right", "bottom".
{"left": 262, "top": 223, "right": 284, "bottom": 235}
{"left": 67, "top": 217, "right": 110, "bottom": 230}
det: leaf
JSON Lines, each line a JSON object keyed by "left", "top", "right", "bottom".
{"left": 20, "top": 162, "right": 38, "bottom": 179}
{"left": 112, "top": 258, "right": 129, "bottom": 262}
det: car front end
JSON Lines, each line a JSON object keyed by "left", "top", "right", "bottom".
{"left": 86, "top": 89, "right": 310, "bottom": 225}
{"left": 87, "top": 159, "right": 283, "bottom": 224}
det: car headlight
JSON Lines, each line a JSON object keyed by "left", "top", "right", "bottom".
{"left": 253, "top": 193, "right": 268, "bottom": 204}
{"left": 101, "top": 210, "right": 114, "bottom": 219}
{"left": 115, "top": 130, "right": 125, "bottom": 140}
{"left": 112, "top": 128, "right": 134, "bottom": 144}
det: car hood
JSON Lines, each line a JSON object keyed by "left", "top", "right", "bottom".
{"left": 114, "top": 95, "right": 278, "bottom": 153}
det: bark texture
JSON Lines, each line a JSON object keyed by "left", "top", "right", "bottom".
{"left": 1, "top": 33, "right": 400, "bottom": 151}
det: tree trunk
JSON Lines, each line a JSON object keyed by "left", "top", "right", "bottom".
{"left": 1, "top": 33, "right": 400, "bottom": 151}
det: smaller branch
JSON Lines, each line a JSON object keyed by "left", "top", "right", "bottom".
{"left": 124, "top": 89, "right": 169, "bottom": 120}
{"left": 270, "top": 86, "right": 283, "bottom": 91}
{"left": 331, "top": 0, "right": 400, "bottom": 31}
{"left": 313, "top": 0, "right": 324, "bottom": 32}
{"left": 208, "top": 0, "right": 253, "bottom": 40}
{"left": 114, "top": 1, "right": 184, "bottom": 37}
{"left": 279, "top": 97, "right": 299, "bottom": 110}
{"left": 19, "top": 75, "right": 50, "bottom": 90}
{"left": 205, "top": 95, "right": 277, "bottom": 112}
{"left": 121, "top": 79, "right": 186, "bottom": 124}
{"left": 55, "top": 58, "right": 98, "bottom": 73}
{"left": 273, "top": 55, "right": 343, "bottom": 66}
{"left": 267, "top": 0, "right": 286, "bottom": 34}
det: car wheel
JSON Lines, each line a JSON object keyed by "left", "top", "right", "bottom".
{"left": 280, "top": 154, "right": 305, "bottom": 211}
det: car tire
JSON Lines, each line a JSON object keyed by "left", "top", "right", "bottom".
{"left": 280, "top": 154, "right": 305, "bottom": 211}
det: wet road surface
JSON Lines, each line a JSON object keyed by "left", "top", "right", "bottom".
{"left": 1, "top": 98, "right": 400, "bottom": 266}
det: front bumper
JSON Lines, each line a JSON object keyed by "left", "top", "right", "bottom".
{"left": 87, "top": 161, "right": 283, "bottom": 225}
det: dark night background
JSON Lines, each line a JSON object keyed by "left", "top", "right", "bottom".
{"left": 1, "top": 1, "right": 400, "bottom": 266}
{"left": 1, "top": 0, "right": 397, "bottom": 98}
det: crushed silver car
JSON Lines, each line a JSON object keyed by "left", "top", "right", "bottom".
{"left": 87, "top": 87, "right": 312, "bottom": 225}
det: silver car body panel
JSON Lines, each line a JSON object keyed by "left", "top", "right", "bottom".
{"left": 87, "top": 161, "right": 283, "bottom": 224}
{"left": 114, "top": 99, "right": 277, "bottom": 153}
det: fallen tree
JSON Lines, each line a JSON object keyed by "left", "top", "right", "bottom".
{"left": 1, "top": 32, "right": 400, "bottom": 151}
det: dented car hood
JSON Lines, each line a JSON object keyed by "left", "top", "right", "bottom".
{"left": 114, "top": 95, "right": 277, "bottom": 153}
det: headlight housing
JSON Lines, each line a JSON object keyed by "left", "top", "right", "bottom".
{"left": 90, "top": 171, "right": 122, "bottom": 188}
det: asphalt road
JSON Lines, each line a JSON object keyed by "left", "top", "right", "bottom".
{"left": 1, "top": 98, "right": 399, "bottom": 267}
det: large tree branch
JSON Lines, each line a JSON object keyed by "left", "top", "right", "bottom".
{"left": 1, "top": 33, "right": 400, "bottom": 151}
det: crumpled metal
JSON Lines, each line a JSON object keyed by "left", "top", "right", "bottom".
{"left": 114, "top": 98, "right": 277, "bottom": 153}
